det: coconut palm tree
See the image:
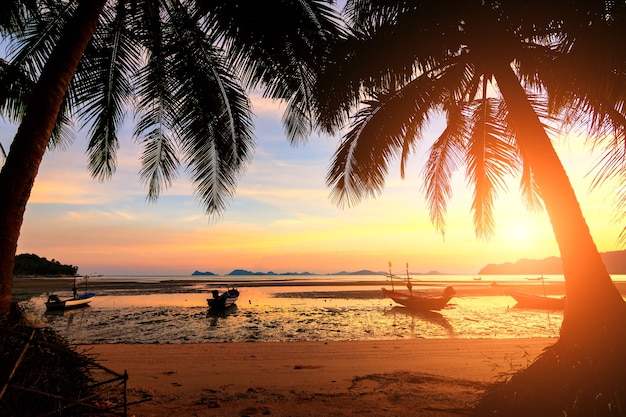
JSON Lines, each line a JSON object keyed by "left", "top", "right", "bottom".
{"left": 0, "top": 0, "right": 342, "bottom": 314}
{"left": 315, "top": 0, "right": 626, "bottom": 344}
{"left": 309, "top": 1, "right": 626, "bottom": 413}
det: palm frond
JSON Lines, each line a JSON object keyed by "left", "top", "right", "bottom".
{"left": 327, "top": 72, "right": 440, "bottom": 207}
{"left": 0, "top": 62, "right": 74, "bottom": 151}
{"left": 73, "top": 1, "right": 138, "bottom": 180}
{"left": 0, "top": 58, "right": 33, "bottom": 121}
{"left": 422, "top": 105, "right": 467, "bottom": 237}
{"left": 465, "top": 95, "right": 519, "bottom": 239}
{"left": 8, "top": 2, "right": 75, "bottom": 76}
{"left": 164, "top": 1, "right": 254, "bottom": 217}
{"left": 312, "top": 31, "right": 374, "bottom": 134}
{"left": 133, "top": 0, "right": 180, "bottom": 200}
{"left": 203, "top": 0, "right": 343, "bottom": 143}
{"left": 519, "top": 158, "right": 544, "bottom": 213}
{"left": 0, "top": 0, "right": 39, "bottom": 36}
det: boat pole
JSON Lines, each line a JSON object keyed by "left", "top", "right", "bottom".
{"left": 405, "top": 263, "right": 413, "bottom": 296}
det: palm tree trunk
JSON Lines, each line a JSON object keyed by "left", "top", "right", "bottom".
{"left": 493, "top": 61, "right": 626, "bottom": 348}
{"left": 0, "top": 0, "right": 107, "bottom": 314}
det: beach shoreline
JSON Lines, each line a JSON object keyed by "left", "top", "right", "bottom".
{"left": 11, "top": 277, "right": 564, "bottom": 415}
{"left": 84, "top": 338, "right": 557, "bottom": 417}
{"left": 14, "top": 275, "right": 605, "bottom": 299}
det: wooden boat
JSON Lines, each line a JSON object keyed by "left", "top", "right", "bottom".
{"left": 45, "top": 277, "right": 96, "bottom": 311}
{"left": 507, "top": 291, "right": 565, "bottom": 310}
{"left": 507, "top": 275, "right": 565, "bottom": 310}
{"left": 207, "top": 288, "right": 240, "bottom": 310}
{"left": 382, "top": 262, "right": 455, "bottom": 311}
{"left": 382, "top": 286, "right": 456, "bottom": 311}
{"left": 45, "top": 293, "right": 95, "bottom": 310}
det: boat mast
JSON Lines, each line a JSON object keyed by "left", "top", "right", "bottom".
{"left": 405, "top": 263, "right": 413, "bottom": 296}
{"left": 388, "top": 261, "right": 394, "bottom": 291}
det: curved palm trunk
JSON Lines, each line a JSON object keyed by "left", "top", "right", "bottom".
{"left": 493, "top": 61, "right": 626, "bottom": 348}
{"left": 0, "top": 0, "right": 107, "bottom": 314}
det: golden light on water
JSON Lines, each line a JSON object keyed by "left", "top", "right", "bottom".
{"left": 24, "top": 279, "right": 573, "bottom": 344}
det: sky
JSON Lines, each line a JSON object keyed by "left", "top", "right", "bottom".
{"left": 2, "top": 89, "right": 622, "bottom": 276}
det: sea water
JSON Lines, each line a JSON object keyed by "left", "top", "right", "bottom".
{"left": 21, "top": 274, "right": 622, "bottom": 344}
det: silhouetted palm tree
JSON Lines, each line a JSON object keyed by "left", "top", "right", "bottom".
{"left": 310, "top": 2, "right": 626, "bottom": 412}
{"left": 315, "top": 0, "right": 626, "bottom": 346}
{"left": 0, "top": 0, "right": 341, "bottom": 313}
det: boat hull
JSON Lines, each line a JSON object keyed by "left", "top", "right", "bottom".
{"left": 507, "top": 291, "right": 565, "bottom": 310}
{"left": 45, "top": 293, "right": 95, "bottom": 311}
{"left": 382, "top": 286, "right": 455, "bottom": 311}
{"left": 207, "top": 288, "right": 240, "bottom": 310}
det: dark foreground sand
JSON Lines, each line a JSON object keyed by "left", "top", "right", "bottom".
{"left": 82, "top": 338, "right": 556, "bottom": 417}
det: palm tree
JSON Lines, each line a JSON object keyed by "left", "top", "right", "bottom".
{"left": 0, "top": 0, "right": 341, "bottom": 314}
{"left": 309, "top": 1, "right": 626, "bottom": 414}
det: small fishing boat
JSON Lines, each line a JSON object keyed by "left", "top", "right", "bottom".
{"left": 45, "top": 293, "right": 96, "bottom": 311}
{"left": 507, "top": 291, "right": 565, "bottom": 310}
{"left": 382, "top": 286, "right": 456, "bottom": 311}
{"left": 45, "top": 277, "right": 96, "bottom": 311}
{"left": 381, "top": 262, "right": 455, "bottom": 311}
{"left": 507, "top": 275, "right": 565, "bottom": 310}
{"left": 207, "top": 288, "right": 240, "bottom": 310}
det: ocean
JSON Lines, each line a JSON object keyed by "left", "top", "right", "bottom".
{"left": 20, "top": 274, "right": 621, "bottom": 344}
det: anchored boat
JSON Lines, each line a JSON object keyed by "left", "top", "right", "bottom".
{"left": 207, "top": 288, "right": 240, "bottom": 310}
{"left": 381, "top": 262, "right": 455, "bottom": 311}
{"left": 45, "top": 276, "right": 96, "bottom": 311}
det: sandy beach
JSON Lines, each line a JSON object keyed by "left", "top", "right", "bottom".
{"left": 12, "top": 277, "right": 564, "bottom": 416}
{"left": 81, "top": 338, "right": 556, "bottom": 417}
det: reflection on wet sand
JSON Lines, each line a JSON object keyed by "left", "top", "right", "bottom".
{"left": 18, "top": 281, "right": 567, "bottom": 343}
{"left": 44, "top": 306, "right": 92, "bottom": 331}
{"left": 206, "top": 304, "right": 238, "bottom": 327}
{"left": 385, "top": 306, "right": 454, "bottom": 337}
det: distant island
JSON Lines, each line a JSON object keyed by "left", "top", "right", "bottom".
{"left": 479, "top": 249, "right": 626, "bottom": 274}
{"left": 192, "top": 269, "right": 446, "bottom": 276}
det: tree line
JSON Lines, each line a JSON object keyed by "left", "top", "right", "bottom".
{"left": 13, "top": 253, "right": 78, "bottom": 277}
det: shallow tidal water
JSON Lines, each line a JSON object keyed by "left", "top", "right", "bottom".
{"left": 21, "top": 284, "right": 563, "bottom": 344}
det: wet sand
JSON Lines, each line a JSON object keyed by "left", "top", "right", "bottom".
{"left": 12, "top": 275, "right": 590, "bottom": 299}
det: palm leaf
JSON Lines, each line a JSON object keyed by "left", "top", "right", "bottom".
{"left": 327, "top": 72, "right": 441, "bottom": 207}
{"left": 465, "top": 94, "right": 519, "bottom": 239}
{"left": 133, "top": 0, "right": 181, "bottom": 200}
{"left": 164, "top": 2, "right": 254, "bottom": 217}
{"left": 72, "top": 1, "right": 138, "bottom": 179}
{"left": 203, "top": 0, "right": 342, "bottom": 143}
{"left": 422, "top": 105, "right": 467, "bottom": 237}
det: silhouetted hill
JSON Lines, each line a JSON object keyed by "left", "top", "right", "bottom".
{"left": 479, "top": 250, "right": 626, "bottom": 274}
{"left": 332, "top": 270, "right": 383, "bottom": 275}
{"left": 192, "top": 269, "right": 444, "bottom": 276}
{"left": 14, "top": 253, "right": 78, "bottom": 276}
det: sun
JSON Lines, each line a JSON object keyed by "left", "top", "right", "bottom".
{"left": 499, "top": 217, "right": 554, "bottom": 253}
{"left": 508, "top": 223, "right": 534, "bottom": 244}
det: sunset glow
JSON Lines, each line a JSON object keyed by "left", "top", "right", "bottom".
{"left": 2, "top": 95, "right": 621, "bottom": 276}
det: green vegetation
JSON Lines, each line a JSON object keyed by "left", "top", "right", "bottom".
{"left": 13, "top": 253, "right": 78, "bottom": 277}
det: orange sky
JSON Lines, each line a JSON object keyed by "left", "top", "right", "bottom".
{"left": 4, "top": 94, "right": 622, "bottom": 276}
